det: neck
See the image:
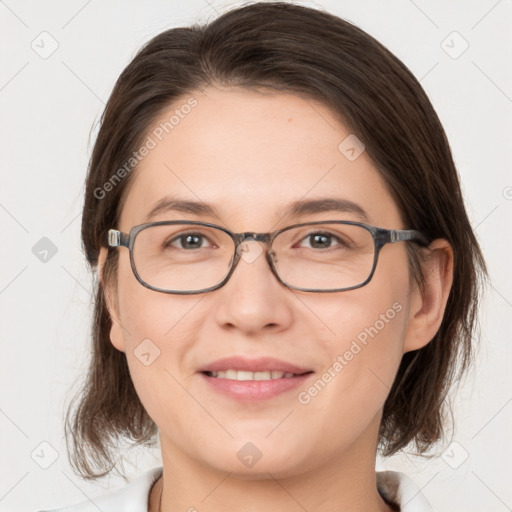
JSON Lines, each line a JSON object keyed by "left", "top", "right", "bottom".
{"left": 150, "top": 417, "right": 394, "bottom": 512}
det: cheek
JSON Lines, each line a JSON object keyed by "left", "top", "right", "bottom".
{"left": 330, "top": 248, "right": 410, "bottom": 388}
{"left": 115, "top": 252, "right": 203, "bottom": 343}
{"left": 298, "top": 293, "right": 407, "bottom": 409}
{"left": 113, "top": 255, "right": 206, "bottom": 411}
{"left": 293, "top": 250, "right": 411, "bottom": 438}
{"left": 115, "top": 288, "right": 206, "bottom": 435}
{"left": 287, "top": 299, "right": 406, "bottom": 465}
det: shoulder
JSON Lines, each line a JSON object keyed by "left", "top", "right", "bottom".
{"left": 36, "top": 466, "right": 163, "bottom": 512}
{"left": 377, "top": 470, "right": 435, "bottom": 512}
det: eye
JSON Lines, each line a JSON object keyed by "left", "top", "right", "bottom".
{"left": 298, "top": 232, "right": 346, "bottom": 250}
{"left": 166, "top": 232, "right": 213, "bottom": 250}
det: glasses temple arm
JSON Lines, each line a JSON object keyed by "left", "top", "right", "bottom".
{"left": 389, "top": 229, "right": 430, "bottom": 245}
{"left": 107, "top": 229, "right": 130, "bottom": 248}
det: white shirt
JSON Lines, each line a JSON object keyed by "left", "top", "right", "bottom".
{"left": 37, "top": 466, "right": 434, "bottom": 512}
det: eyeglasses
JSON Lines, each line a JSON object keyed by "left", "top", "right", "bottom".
{"left": 106, "top": 220, "right": 430, "bottom": 294}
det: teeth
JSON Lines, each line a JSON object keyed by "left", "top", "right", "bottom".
{"left": 208, "top": 370, "right": 296, "bottom": 380}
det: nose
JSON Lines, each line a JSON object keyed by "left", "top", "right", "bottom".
{"left": 212, "top": 238, "right": 293, "bottom": 335}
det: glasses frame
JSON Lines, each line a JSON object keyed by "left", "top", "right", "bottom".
{"left": 107, "top": 220, "right": 430, "bottom": 294}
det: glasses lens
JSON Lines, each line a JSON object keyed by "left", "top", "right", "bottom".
{"left": 133, "top": 224, "right": 234, "bottom": 292}
{"left": 272, "top": 223, "right": 375, "bottom": 290}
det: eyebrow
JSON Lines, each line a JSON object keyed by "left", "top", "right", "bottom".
{"left": 144, "top": 195, "right": 369, "bottom": 223}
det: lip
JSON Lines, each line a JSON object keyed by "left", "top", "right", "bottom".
{"left": 197, "top": 356, "right": 314, "bottom": 402}
{"left": 199, "top": 372, "right": 313, "bottom": 402}
{"left": 199, "top": 356, "right": 312, "bottom": 374}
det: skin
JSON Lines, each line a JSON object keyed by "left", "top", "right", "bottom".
{"left": 98, "top": 87, "right": 453, "bottom": 512}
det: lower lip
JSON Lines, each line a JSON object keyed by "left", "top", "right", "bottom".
{"left": 199, "top": 372, "right": 314, "bottom": 402}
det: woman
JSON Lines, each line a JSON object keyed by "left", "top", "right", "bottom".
{"left": 38, "top": 2, "right": 487, "bottom": 511}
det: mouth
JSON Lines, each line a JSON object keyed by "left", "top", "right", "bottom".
{"left": 202, "top": 369, "right": 312, "bottom": 380}
{"left": 197, "top": 357, "right": 314, "bottom": 401}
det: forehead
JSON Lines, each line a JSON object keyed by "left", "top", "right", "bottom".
{"left": 119, "top": 87, "right": 402, "bottom": 230}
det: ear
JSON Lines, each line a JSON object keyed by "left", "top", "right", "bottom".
{"left": 98, "top": 246, "right": 126, "bottom": 353}
{"left": 403, "top": 239, "right": 454, "bottom": 353}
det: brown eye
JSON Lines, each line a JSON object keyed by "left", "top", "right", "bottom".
{"left": 297, "top": 232, "right": 348, "bottom": 250}
{"left": 166, "top": 233, "right": 209, "bottom": 250}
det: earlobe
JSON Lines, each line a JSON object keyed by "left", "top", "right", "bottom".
{"left": 403, "top": 239, "right": 454, "bottom": 353}
{"left": 98, "top": 246, "right": 126, "bottom": 353}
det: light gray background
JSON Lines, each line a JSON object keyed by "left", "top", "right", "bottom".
{"left": 1, "top": 1, "right": 511, "bottom": 511}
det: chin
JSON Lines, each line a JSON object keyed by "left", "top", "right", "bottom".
{"left": 199, "top": 441, "right": 308, "bottom": 479}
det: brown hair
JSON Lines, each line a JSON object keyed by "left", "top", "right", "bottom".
{"left": 66, "top": 1, "right": 488, "bottom": 479}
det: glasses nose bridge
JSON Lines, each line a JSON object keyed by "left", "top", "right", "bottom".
{"left": 236, "top": 231, "right": 273, "bottom": 247}
{"left": 233, "top": 231, "right": 277, "bottom": 265}
{"left": 229, "top": 231, "right": 279, "bottom": 286}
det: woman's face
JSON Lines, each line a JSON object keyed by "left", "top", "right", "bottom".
{"left": 101, "top": 87, "right": 426, "bottom": 478}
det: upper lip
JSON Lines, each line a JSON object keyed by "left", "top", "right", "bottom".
{"left": 199, "top": 356, "right": 312, "bottom": 374}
